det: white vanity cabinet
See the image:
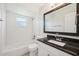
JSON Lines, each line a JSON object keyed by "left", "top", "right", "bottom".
{"left": 46, "top": 44, "right": 72, "bottom": 56}
{"left": 36, "top": 40, "right": 72, "bottom": 56}
{"left": 36, "top": 40, "right": 48, "bottom": 56}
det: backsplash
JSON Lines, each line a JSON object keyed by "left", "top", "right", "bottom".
{"left": 47, "top": 35, "right": 79, "bottom": 45}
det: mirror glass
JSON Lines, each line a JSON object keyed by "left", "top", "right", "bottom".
{"left": 45, "top": 4, "right": 77, "bottom": 33}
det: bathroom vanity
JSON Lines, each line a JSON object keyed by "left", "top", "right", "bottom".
{"left": 36, "top": 3, "right": 79, "bottom": 56}
{"left": 37, "top": 35, "right": 79, "bottom": 56}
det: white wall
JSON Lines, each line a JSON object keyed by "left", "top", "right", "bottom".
{"left": 33, "top": 4, "right": 53, "bottom": 39}
{"left": 0, "top": 3, "right": 37, "bottom": 56}
{"left": 33, "top": 10, "right": 47, "bottom": 39}
{"left": 0, "top": 3, "right": 52, "bottom": 56}
{"left": 3, "top": 4, "right": 53, "bottom": 55}
{"left": 33, "top": 5, "right": 50, "bottom": 39}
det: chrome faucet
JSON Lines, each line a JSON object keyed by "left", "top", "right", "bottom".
{"left": 55, "top": 36, "right": 62, "bottom": 41}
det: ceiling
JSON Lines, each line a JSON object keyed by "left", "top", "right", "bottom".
{"left": 6, "top": 3, "right": 62, "bottom": 14}
{"left": 18, "top": 3, "right": 48, "bottom": 12}
{"left": 6, "top": 3, "right": 48, "bottom": 13}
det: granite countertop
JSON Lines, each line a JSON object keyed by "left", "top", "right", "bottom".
{"left": 37, "top": 37, "right": 79, "bottom": 56}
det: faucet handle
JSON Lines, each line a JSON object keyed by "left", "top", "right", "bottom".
{"left": 56, "top": 37, "right": 63, "bottom": 41}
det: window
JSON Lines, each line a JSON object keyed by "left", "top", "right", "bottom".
{"left": 16, "top": 15, "right": 27, "bottom": 28}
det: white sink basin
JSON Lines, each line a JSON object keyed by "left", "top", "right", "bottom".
{"left": 48, "top": 40, "right": 66, "bottom": 47}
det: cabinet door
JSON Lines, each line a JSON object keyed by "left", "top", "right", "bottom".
{"left": 47, "top": 45, "right": 72, "bottom": 56}
{"left": 38, "top": 44, "right": 48, "bottom": 56}
{"left": 36, "top": 41, "right": 48, "bottom": 56}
